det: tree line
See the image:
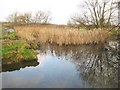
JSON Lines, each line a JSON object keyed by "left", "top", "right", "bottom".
{"left": 7, "top": 10, "right": 51, "bottom": 24}
{"left": 7, "top": 0, "right": 118, "bottom": 28}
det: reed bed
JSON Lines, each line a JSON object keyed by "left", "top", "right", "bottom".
{"left": 14, "top": 25, "right": 111, "bottom": 45}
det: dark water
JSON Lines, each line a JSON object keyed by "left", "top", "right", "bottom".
{"left": 1, "top": 43, "right": 118, "bottom": 88}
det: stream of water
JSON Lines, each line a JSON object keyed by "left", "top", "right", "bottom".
{"left": 1, "top": 43, "right": 118, "bottom": 88}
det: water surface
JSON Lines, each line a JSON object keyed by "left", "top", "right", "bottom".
{"left": 1, "top": 44, "right": 118, "bottom": 88}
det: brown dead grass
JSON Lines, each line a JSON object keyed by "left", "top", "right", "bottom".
{"left": 14, "top": 25, "right": 111, "bottom": 45}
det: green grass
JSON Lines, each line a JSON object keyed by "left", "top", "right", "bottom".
{"left": 0, "top": 23, "right": 16, "bottom": 40}
{"left": 1, "top": 32, "right": 17, "bottom": 39}
{"left": 2, "top": 40, "right": 37, "bottom": 64}
{"left": 1, "top": 27, "right": 38, "bottom": 64}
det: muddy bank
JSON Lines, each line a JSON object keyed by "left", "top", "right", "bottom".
{"left": 2, "top": 60, "right": 39, "bottom": 72}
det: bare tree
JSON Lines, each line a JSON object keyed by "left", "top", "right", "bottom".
{"left": 7, "top": 12, "right": 32, "bottom": 24}
{"left": 24, "top": 12, "right": 32, "bottom": 24}
{"left": 68, "top": 0, "right": 118, "bottom": 28}
{"left": 7, "top": 12, "right": 19, "bottom": 23}
{"left": 33, "top": 10, "right": 51, "bottom": 24}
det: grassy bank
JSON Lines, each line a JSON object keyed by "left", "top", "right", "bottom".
{"left": 2, "top": 40, "right": 37, "bottom": 64}
{"left": 1, "top": 29, "right": 37, "bottom": 64}
{"left": 14, "top": 25, "right": 111, "bottom": 46}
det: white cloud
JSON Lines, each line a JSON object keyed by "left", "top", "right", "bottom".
{"left": 0, "top": 0, "right": 82, "bottom": 24}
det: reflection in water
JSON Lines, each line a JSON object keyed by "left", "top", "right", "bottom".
{"left": 2, "top": 60, "right": 39, "bottom": 72}
{"left": 39, "top": 43, "right": 118, "bottom": 88}
{"left": 2, "top": 43, "right": 118, "bottom": 88}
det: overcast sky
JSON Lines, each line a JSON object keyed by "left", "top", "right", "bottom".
{"left": 0, "top": 0, "right": 83, "bottom": 24}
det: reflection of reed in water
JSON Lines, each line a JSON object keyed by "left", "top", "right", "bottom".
{"left": 39, "top": 43, "right": 118, "bottom": 88}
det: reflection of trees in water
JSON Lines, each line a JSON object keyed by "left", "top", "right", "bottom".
{"left": 2, "top": 60, "right": 39, "bottom": 72}
{"left": 76, "top": 45, "right": 118, "bottom": 88}
{"left": 39, "top": 43, "right": 118, "bottom": 88}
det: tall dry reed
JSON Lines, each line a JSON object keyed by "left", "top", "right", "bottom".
{"left": 14, "top": 25, "right": 111, "bottom": 45}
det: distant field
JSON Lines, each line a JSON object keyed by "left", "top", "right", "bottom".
{"left": 14, "top": 25, "right": 111, "bottom": 45}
